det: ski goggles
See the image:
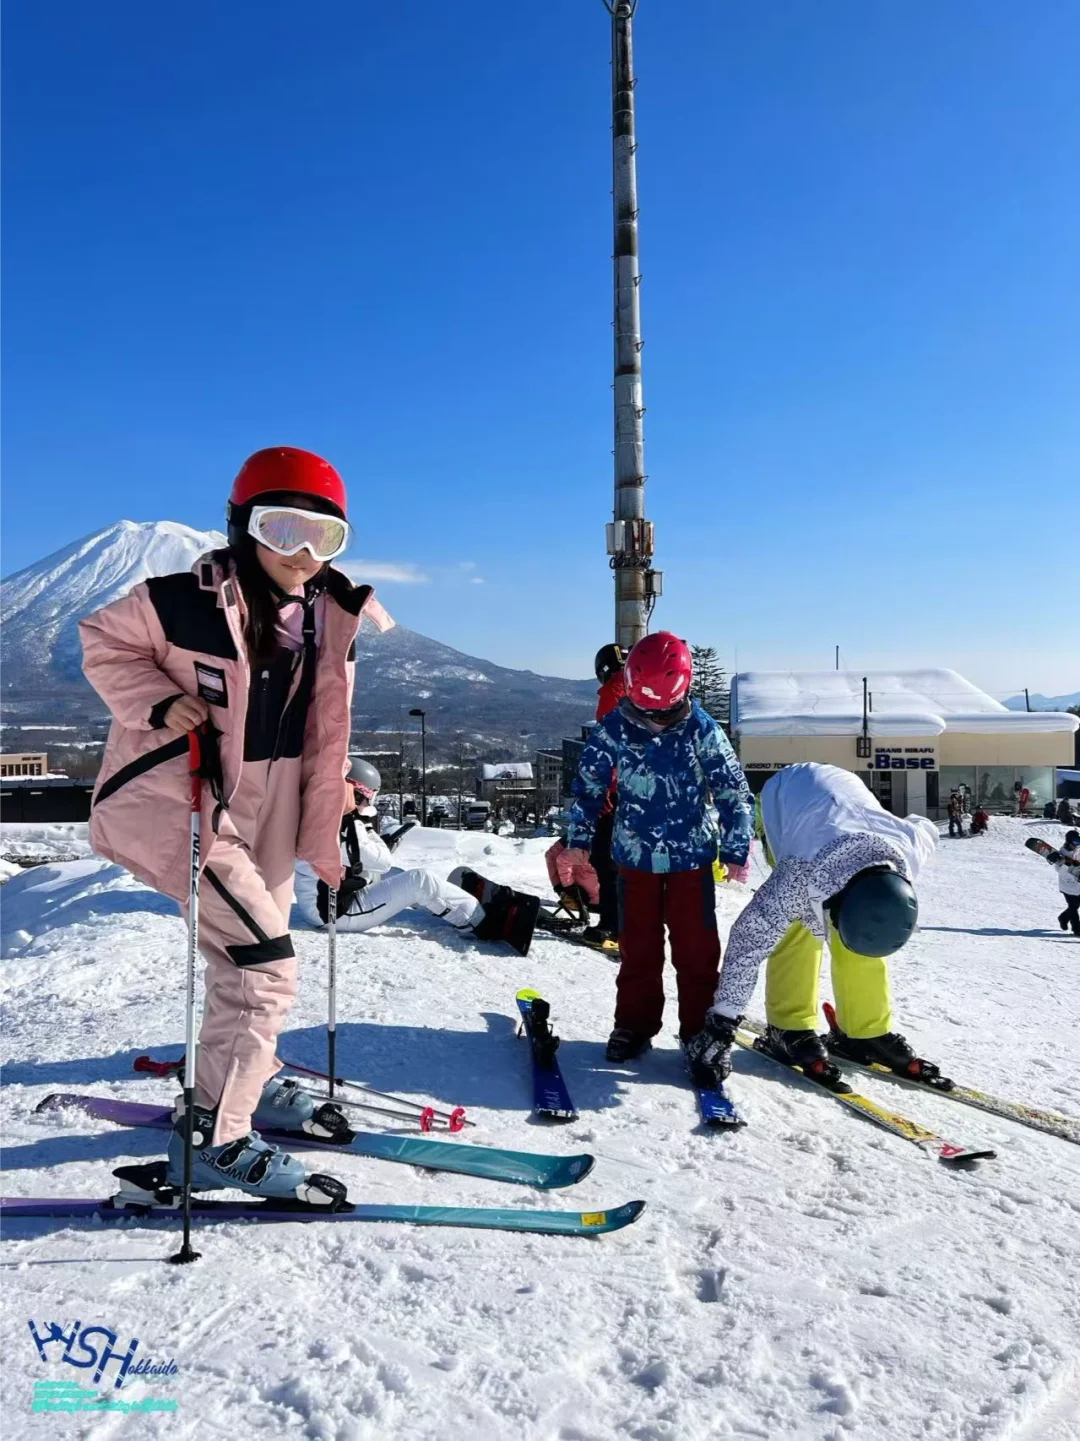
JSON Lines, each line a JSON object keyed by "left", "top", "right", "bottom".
{"left": 248, "top": 505, "right": 350, "bottom": 562}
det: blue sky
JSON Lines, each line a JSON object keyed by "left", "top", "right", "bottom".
{"left": 3, "top": 1, "right": 1077, "bottom": 697}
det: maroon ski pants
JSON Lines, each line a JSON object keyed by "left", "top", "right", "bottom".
{"left": 615, "top": 865, "right": 721, "bottom": 1041}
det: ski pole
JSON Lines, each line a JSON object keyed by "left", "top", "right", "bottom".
{"left": 290, "top": 1085, "right": 443, "bottom": 1132}
{"left": 327, "top": 885, "right": 337, "bottom": 1101}
{"left": 278, "top": 1056, "right": 469, "bottom": 1130}
{"left": 169, "top": 728, "right": 204, "bottom": 1266}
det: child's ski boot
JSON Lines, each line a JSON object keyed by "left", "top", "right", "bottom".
{"left": 253, "top": 1075, "right": 355, "bottom": 1143}
{"left": 165, "top": 1103, "right": 347, "bottom": 1207}
{"left": 825, "top": 1018, "right": 953, "bottom": 1089}
{"left": 756, "top": 1025, "right": 844, "bottom": 1089}
{"left": 605, "top": 1028, "right": 652, "bottom": 1064}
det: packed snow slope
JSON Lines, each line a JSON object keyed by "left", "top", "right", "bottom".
{"left": 2, "top": 818, "right": 1079, "bottom": 1440}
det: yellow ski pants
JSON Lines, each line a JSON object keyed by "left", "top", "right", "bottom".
{"left": 764, "top": 920, "right": 892, "bottom": 1038}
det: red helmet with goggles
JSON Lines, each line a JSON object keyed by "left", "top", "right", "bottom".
{"left": 226, "top": 447, "right": 349, "bottom": 552}
{"left": 624, "top": 632, "right": 693, "bottom": 713}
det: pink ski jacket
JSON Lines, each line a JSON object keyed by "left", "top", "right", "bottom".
{"left": 79, "top": 554, "right": 392, "bottom": 902}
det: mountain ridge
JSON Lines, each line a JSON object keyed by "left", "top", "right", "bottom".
{"left": 1, "top": 520, "right": 596, "bottom": 753}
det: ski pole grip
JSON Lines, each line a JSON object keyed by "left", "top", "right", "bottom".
{"left": 188, "top": 728, "right": 202, "bottom": 812}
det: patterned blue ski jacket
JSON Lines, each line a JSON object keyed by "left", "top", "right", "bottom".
{"left": 565, "top": 699, "right": 754, "bottom": 874}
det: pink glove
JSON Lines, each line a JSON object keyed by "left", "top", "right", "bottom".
{"left": 723, "top": 858, "right": 751, "bottom": 885}
{"left": 545, "top": 841, "right": 600, "bottom": 906}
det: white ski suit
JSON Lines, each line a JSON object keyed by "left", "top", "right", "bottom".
{"left": 712, "top": 764, "right": 938, "bottom": 1030}
{"left": 294, "top": 814, "right": 483, "bottom": 934}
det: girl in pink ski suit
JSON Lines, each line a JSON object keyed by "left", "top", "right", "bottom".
{"left": 80, "top": 448, "right": 392, "bottom": 1168}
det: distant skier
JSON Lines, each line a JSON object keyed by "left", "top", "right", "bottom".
{"left": 80, "top": 447, "right": 393, "bottom": 1204}
{"left": 295, "top": 759, "right": 526, "bottom": 948}
{"left": 947, "top": 790, "right": 965, "bottom": 838}
{"left": 685, "top": 763, "right": 942, "bottom": 1088}
{"left": 556, "top": 632, "right": 754, "bottom": 1065}
{"left": 1057, "top": 798, "right": 1078, "bottom": 827}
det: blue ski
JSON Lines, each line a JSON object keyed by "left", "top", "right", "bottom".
{"left": 695, "top": 1084, "right": 746, "bottom": 1129}
{"left": 35, "top": 1093, "right": 594, "bottom": 1189}
{"left": 516, "top": 989, "right": 578, "bottom": 1122}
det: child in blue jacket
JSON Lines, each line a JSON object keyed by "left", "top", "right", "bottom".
{"left": 550, "top": 633, "right": 754, "bottom": 1063}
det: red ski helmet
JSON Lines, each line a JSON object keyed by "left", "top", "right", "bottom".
{"left": 227, "top": 447, "right": 347, "bottom": 545}
{"left": 624, "top": 632, "right": 693, "bottom": 712}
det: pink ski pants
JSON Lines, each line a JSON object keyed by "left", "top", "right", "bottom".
{"left": 184, "top": 757, "right": 303, "bottom": 1144}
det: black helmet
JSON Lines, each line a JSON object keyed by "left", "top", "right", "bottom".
{"left": 829, "top": 866, "right": 918, "bottom": 958}
{"left": 1066, "top": 829, "right": 1080, "bottom": 848}
{"left": 348, "top": 756, "right": 382, "bottom": 803}
{"left": 594, "top": 643, "right": 627, "bottom": 684}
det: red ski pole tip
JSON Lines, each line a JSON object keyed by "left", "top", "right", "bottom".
{"left": 448, "top": 1107, "right": 467, "bottom": 1133}
{"left": 419, "top": 1107, "right": 435, "bottom": 1133}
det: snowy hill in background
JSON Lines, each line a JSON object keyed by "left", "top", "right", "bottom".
{"left": 1, "top": 521, "right": 228, "bottom": 684}
{"left": 0, "top": 520, "right": 596, "bottom": 750}
{"left": 1005, "top": 691, "right": 1080, "bottom": 712}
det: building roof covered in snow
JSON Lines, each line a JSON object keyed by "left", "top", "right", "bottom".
{"left": 480, "top": 762, "right": 534, "bottom": 781}
{"left": 731, "top": 669, "right": 1080, "bottom": 739}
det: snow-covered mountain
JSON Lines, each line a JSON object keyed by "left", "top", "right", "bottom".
{"left": 1, "top": 521, "right": 595, "bottom": 750}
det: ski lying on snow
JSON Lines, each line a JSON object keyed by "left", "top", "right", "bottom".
{"left": 818, "top": 1002, "right": 1080, "bottom": 1146}
{"left": 733, "top": 1030, "right": 995, "bottom": 1164}
{"left": 516, "top": 990, "right": 578, "bottom": 1121}
{"left": 695, "top": 1083, "right": 746, "bottom": 1129}
{"left": 35, "top": 1093, "right": 594, "bottom": 1189}
{"left": 1, "top": 1193, "right": 645, "bottom": 1237}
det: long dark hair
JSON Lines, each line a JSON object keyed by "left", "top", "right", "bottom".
{"left": 211, "top": 539, "right": 316, "bottom": 668}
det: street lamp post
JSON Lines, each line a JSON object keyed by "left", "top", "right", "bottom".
{"left": 408, "top": 708, "right": 427, "bottom": 826}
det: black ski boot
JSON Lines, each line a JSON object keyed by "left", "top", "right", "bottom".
{"left": 605, "top": 1028, "right": 652, "bottom": 1064}
{"left": 826, "top": 1023, "right": 953, "bottom": 1089}
{"left": 683, "top": 1012, "right": 740, "bottom": 1088}
{"left": 756, "top": 1026, "right": 845, "bottom": 1089}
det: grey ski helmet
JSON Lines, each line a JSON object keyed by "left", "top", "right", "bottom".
{"left": 829, "top": 866, "right": 918, "bottom": 958}
{"left": 348, "top": 756, "right": 382, "bottom": 804}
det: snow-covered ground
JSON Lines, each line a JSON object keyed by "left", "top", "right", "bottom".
{"left": 2, "top": 818, "right": 1079, "bottom": 1440}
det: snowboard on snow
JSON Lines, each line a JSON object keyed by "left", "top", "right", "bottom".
{"left": 533, "top": 906, "right": 621, "bottom": 957}
{"left": 448, "top": 867, "right": 540, "bottom": 957}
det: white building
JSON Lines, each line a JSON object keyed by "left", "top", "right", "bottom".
{"left": 731, "top": 669, "right": 1078, "bottom": 818}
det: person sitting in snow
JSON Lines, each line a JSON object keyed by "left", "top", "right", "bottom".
{"left": 970, "top": 807, "right": 990, "bottom": 836}
{"left": 550, "top": 632, "right": 754, "bottom": 1067}
{"left": 685, "top": 762, "right": 945, "bottom": 1089}
{"left": 294, "top": 759, "right": 524, "bottom": 949}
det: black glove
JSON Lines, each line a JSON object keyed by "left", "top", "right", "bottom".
{"left": 684, "top": 1011, "right": 741, "bottom": 1086}
{"left": 316, "top": 866, "right": 368, "bottom": 924}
